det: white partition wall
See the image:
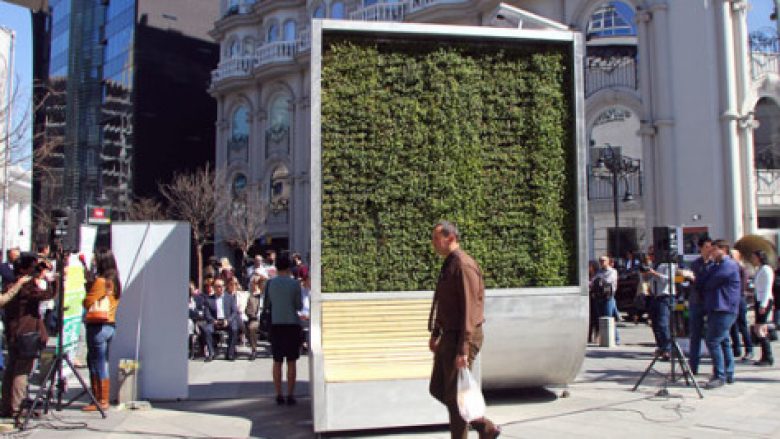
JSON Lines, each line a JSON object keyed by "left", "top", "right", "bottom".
{"left": 109, "top": 222, "right": 190, "bottom": 400}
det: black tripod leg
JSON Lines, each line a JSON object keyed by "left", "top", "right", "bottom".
{"left": 18, "top": 356, "right": 59, "bottom": 431}
{"left": 671, "top": 341, "right": 703, "bottom": 398}
{"left": 63, "top": 355, "right": 106, "bottom": 418}
{"left": 633, "top": 351, "right": 663, "bottom": 391}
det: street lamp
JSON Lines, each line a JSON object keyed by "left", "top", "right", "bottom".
{"left": 593, "top": 143, "right": 641, "bottom": 264}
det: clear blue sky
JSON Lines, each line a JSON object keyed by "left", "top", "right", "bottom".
{"left": 0, "top": 0, "right": 777, "bottom": 152}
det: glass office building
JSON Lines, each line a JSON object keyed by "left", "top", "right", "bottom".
{"left": 32, "top": 0, "right": 218, "bottom": 247}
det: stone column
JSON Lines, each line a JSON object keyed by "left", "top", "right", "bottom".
{"left": 732, "top": 0, "right": 758, "bottom": 233}
{"left": 648, "top": 2, "right": 678, "bottom": 229}
{"left": 717, "top": 0, "right": 744, "bottom": 240}
{"left": 635, "top": 7, "right": 657, "bottom": 245}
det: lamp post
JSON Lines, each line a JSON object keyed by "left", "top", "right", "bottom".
{"left": 594, "top": 144, "right": 641, "bottom": 264}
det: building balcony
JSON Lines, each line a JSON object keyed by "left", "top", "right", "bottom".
{"left": 587, "top": 166, "right": 643, "bottom": 201}
{"left": 750, "top": 34, "right": 779, "bottom": 80}
{"left": 349, "top": 2, "right": 406, "bottom": 22}
{"left": 584, "top": 56, "right": 637, "bottom": 97}
{"left": 256, "top": 40, "right": 297, "bottom": 67}
{"left": 211, "top": 56, "right": 255, "bottom": 83}
{"left": 211, "top": 31, "right": 312, "bottom": 86}
{"left": 406, "top": 0, "right": 468, "bottom": 15}
{"left": 756, "top": 168, "right": 780, "bottom": 208}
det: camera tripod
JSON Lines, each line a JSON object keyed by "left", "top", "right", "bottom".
{"left": 632, "top": 262, "right": 703, "bottom": 399}
{"left": 18, "top": 253, "right": 105, "bottom": 430}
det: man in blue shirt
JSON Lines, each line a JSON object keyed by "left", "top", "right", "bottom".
{"left": 696, "top": 239, "right": 741, "bottom": 388}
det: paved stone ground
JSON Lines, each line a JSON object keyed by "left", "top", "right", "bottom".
{"left": 11, "top": 321, "right": 780, "bottom": 438}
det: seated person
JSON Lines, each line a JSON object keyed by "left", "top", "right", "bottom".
{"left": 188, "top": 281, "right": 208, "bottom": 357}
{"left": 203, "top": 279, "right": 239, "bottom": 361}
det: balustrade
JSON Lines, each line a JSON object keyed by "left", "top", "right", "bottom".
{"left": 349, "top": 2, "right": 406, "bottom": 22}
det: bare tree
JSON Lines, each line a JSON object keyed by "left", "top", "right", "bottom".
{"left": 127, "top": 196, "right": 166, "bottom": 221}
{"left": 221, "top": 182, "right": 268, "bottom": 274}
{"left": 0, "top": 79, "right": 62, "bottom": 174}
{"left": 159, "top": 165, "right": 220, "bottom": 288}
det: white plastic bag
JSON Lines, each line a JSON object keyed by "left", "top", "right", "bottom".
{"left": 456, "top": 367, "right": 486, "bottom": 422}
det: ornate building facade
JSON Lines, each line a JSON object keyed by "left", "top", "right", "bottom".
{"left": 209, "top": 0, "right": 780, "bottom": 261}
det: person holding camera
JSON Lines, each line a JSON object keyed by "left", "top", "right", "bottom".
{"left": 0, "top": 253, "right": 55, "bottom": 418}
{"left": 645, "top": 261, "right": 672, "bottom": 361}
{"left": 82, "top": 248, "right": 122, "bottom": 412}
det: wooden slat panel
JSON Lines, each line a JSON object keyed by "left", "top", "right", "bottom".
{"left": 322, "top": 299, "right": 433, "bottom": 382}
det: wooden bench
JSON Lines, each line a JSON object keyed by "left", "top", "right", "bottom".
{"left": 321, "top": 299, "right": 433, "bottom": 382}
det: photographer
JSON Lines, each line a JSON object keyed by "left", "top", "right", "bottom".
{"left": 0, "top": 253, "right": 56, "bottom": 417}
{"left": 645, "top": 262, "right": 672, "bottom": 361}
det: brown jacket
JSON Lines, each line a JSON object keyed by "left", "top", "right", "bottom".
{"left": 83, "top": 277, "right": 120, "bottom": 324}
{"left": 4, "top": 279, "right": 56, "bottom": 345}
{"left": 430, "top": 249, "right": 485, "bottom": 355}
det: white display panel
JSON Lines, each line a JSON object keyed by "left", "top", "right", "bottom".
{"left": 109, "top": 222, "right": 190, "bottom": 400}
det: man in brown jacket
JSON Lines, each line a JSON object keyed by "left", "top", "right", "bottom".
{"left": 428, "top": 221, "right": 500, "bottom": 439}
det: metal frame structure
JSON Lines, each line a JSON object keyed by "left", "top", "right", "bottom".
{"left": 310, "top": 19, "right": 589, "bottom": 433}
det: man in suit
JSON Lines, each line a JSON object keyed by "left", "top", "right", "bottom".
{"left": 203, "top": 279, "right": 240, "bottom": 361}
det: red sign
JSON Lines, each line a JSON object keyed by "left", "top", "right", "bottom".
{"left": 87, "top": 206, "right": 111, "bottom": 225}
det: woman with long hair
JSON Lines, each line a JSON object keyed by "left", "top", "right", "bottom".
{"left": 751, "top": 250, "right": 775, "bottom": 366}
{"left": 82, "top": 248, "right": 121, "bottom": 412}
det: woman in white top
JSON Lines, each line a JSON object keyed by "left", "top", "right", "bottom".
{"left": 750, "top": 250, "right": 775, "bottom": 366}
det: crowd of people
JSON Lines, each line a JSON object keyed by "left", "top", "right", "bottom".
{"left": 589, "top": 237, "right": 778, "bottom": 389}
{"left": 188, "top": 250, "right": 310, "bottom": 405}
{"left": 0, "top": 246, "right": 121, "bottom": 417}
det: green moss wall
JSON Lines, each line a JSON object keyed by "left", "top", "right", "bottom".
{"left": 320, "top": 35, "right": 578, "bottom": 293}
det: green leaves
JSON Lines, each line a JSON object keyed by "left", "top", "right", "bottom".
{"left": 320, "top": 37, "right": 577, "bottom": 293}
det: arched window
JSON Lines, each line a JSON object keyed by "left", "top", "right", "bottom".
{"left": 242, "top": 37, "right": 255, "bottom": 56}
{"left": 331, "top": 2, "right": 345, "bottom": 18}
{"left": 586, "top": 1, "right": 636, "bottom": 39}
{"left": 313, "top": 3, "right": 326, "bottom": 18}
{"left": 232, "top": 105, "right": 250, "bottom": 141}
{"left": 232, "top": 173, "right": 248, "bottom": 196}
{"left": 270, "top": 164, "right": 290, "bottom": 212}
{"left": 229, "top": 39, "right": 241, "bottom": 58}
{"left": 283, "top": 20, "right": 297, "bottom": 41}
{"left": 267, "top": 23, "right": 280, "bottom": 43}
{"left": 754, "top": 97, "right": 780, "bottom": 170}
{"left": 268, "top": 95, "right": 290, "bottom": 138}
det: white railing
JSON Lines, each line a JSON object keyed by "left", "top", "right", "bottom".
{"left": 751, "top": 51, "right": 780, "bottom": 80}
{"left": 211, "top": 56, "right": 255, "bottom": 82}
{"left": 755, "top": 169, "right": 780, "bottom": 208}
{"left": 407, "top": 0, "right": 467, "bottom": 14}
{"left": 349, "top": 2, "right": 406, "bottom": 22}
{"left": 256, "top": 40, "right": 297, "bottom": 67}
